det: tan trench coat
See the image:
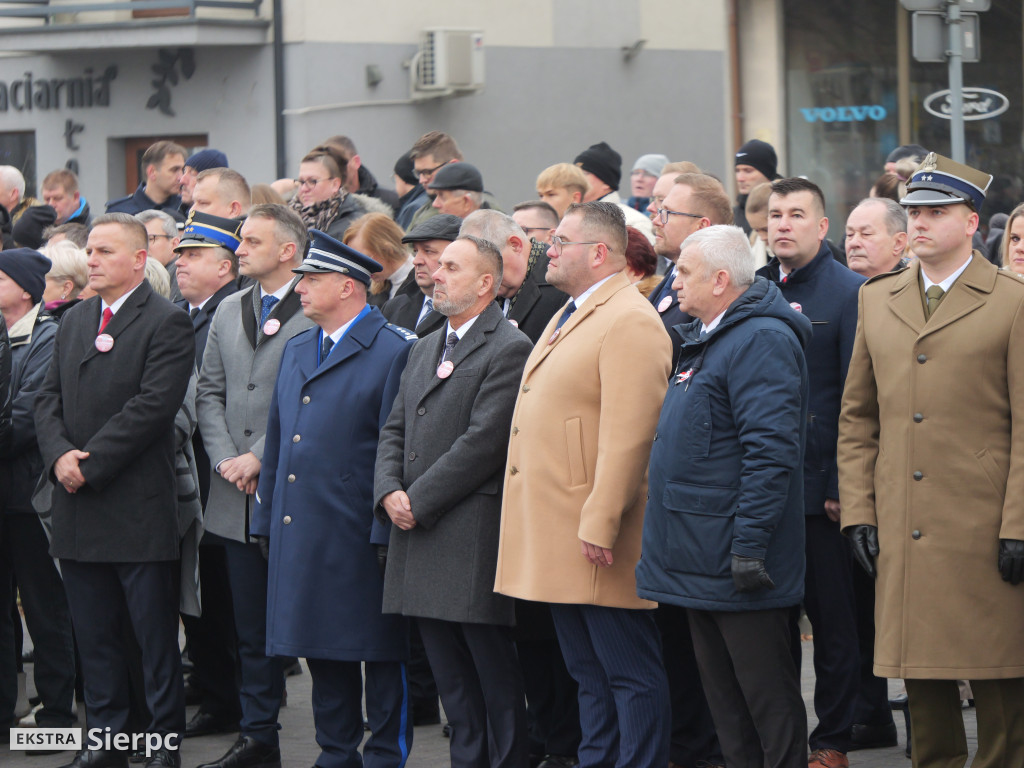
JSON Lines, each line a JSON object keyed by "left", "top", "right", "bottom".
{"left": 494, "top": 272, "right": 671, "bottom": 609}
{"left": 838, "top": 256, "right": 1024, "bottom": 679}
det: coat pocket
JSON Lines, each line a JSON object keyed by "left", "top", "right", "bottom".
{"left": 662, "top": 480, "right": 737, "bottom": 577}
{"left": 564, "top": 417, "right": 588, "bottom": 488}
{"left": 975, "top": 448, "right": 1007, "bottom": 498}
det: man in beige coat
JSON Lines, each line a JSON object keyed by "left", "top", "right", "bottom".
{"left": 495, "top": 201, "right": 672, "bottom": 768}
{"left": 839, "top": 153, "right": 1024, "bottom": 768}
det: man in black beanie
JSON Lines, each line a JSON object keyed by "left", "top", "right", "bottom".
{"left": 734, "top": 139, "right": 781, "bottom": 234}
{"left": 573, "top": 142, "right": 654, "bottom": 242}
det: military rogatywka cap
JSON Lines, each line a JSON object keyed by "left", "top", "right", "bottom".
{"left": 900, "top": 152, "right": 992, "bottom": 211}
{"left": 175, "top": 211, "right": 243, "bottom": 253}
{"left": 293, "top": 228, "right": 382, "bottom": 286}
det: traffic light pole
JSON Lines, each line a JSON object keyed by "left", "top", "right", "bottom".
{"left": 947, "top": 0, "right": 966, "bottom": 163}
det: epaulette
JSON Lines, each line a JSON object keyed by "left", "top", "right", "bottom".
{"left": 864, "top": 266, "right": 907, "bottom": 286}
{"left": 385, "top": 323, "right": 418, "bottom": 341}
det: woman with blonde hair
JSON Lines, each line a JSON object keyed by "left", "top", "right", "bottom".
{"left": 343, "top": 213, "right": 412, "bottom": 308}
{"left": 41, "top": 240, "right": 90, "bottom": 318}
{"left": 1001, "top": 202, "right": 1024, "bottom": 276}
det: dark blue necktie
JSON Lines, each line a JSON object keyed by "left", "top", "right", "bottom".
{"left": 555, "top": 301, "right": 576, "bottom": 330}
{"left": 260, "top": 295, "right": 279, "bottom": 325}
{"left": 440, "top": 332, "right": 459, "bottom": 364}
{"left": 320, "top": 336, "right": 334, "bottom": 366}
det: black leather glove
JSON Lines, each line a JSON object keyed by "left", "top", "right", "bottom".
{"left": 375, "top": 545, "right": 388, "bottom": 578}
{"left": 848, "top": 525, "right": 880, "bottom": 579}
{"left": 254, "top": 535, "right": 270, "bottom": 562}
{"left": 998, "top": 539, "right": 1024, "bottom": 585}
{"left": 731, "top": 555, "right": 776, "bottom": 593}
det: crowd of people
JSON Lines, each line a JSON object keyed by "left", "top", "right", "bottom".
{"left": 0, "top": 129, "right": 1021, "bottom": 768}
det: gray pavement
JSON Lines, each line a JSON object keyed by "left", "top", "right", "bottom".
{"left": 8, "top": 637, "right": 976, "bottom": 768}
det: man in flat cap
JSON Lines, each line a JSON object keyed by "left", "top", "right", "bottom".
{"left": 382, "top": 214, "right": 461, "bottom": 337}
{"left": 428, "top": 162, "right": 491, "bottom": 219}
{"left": 839, "top": 153, "right": 1024, "bottom": 768}
{"left": 252, "top": 229, "right": 416, "bottom": 768}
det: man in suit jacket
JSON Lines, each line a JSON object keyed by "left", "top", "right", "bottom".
{"left": 382, "top": 214, "right": 461, "bottom": 337}
{"left": 647, "top": 173, "right": 733, "bottom": 370}
{"left": 252, "top": 229, "right": 415, "bottom": 768}
{"left": 375, "top": 236, "right": 533, "bottom": 768}
{"left": 35, "top": 213, "right": 195, "bottom": 768}
{"left": 840, "top": 155, "right": 1024, "bottom": 768}
{"left": 168, "top": 211, "right": 246, "bottom": 741}
{"left": 460, "top": 209, "right": 567, "bottom": 345}
{"left": 195, "top": 204, "right": 314, "bottom": 768}
{"left": 495, "top": 202, "right": 672, "bottom": 768}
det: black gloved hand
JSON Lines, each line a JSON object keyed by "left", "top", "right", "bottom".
{"left": 731, "top": 555, "right": 776, "bottom": 593}
{"left": 998, "top": 539, "right": 1024, "bottom": 585}
{"left": 848, "top": 525, "right": 879, "bottom": 579}
{"left": 254, "top": 536, "right": 270, "bottom": 562}
{"left": 375, "top": 545, "right": 388, "bottom": 578}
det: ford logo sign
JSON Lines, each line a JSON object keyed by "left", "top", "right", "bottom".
{"left": 923, "top": 88, "right": 1009, "bottom": 121}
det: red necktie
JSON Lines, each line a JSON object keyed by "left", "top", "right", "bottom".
{"left": 99, "top": 307, "right": 113, "bottom": 333}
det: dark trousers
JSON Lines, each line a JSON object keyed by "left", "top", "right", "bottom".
{"left": 407, "top": 619, "right": 439, "bottom": 721}
{"left": 688, "top": 607, "right": 806, "bottom": 768}
{"left": 851, "top": 560, "right": 893, "bottom": 727}
{"left": 417, "top": 617, "right": 528, "bottom": 768}
{"left": 0, "top": 514, "right": 76, "bottom": 727}
{"left": 549, "top": 604, "right": 670, "bottom": 768}
{"left": 797, "top": 514, "right": 860, "bottom": 752}
{"left": 180, "top": 539, "right": 241, "bottom": 720}
{"left": 905, "top": 678, "right": 1024, "bottom": 768}
{"left": 218, "top": 534, "right": 284, "bottom": 746}
{"left": 60, "top": 559, "right": 185, "bottom": 745}
{"left": 654, "top": 604, "right": 724, "bottom": 766}
{"left": 514, "top": 600, "right": 581, "bottom": 759}
{"left": 305, "top": 658, "right": 412, "bottom": 768}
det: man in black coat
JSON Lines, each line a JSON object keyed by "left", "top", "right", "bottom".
{"left": 36, "top": 213, "right": 195, "bottom": 768}
{"left": 171, "top": 211, "right": 245, "bottom": 739}
{"left": 382, "top": 214, "right": 462, "bottom": 337}
{"left": 460, "top": 209, "right": 567, "bottom": 345}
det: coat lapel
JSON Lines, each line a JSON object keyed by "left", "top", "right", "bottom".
{"left": 415, "top": 305, "right": 502, "bottom": 403}
{"left": 523, "top": 271, "right": 629, "bottom": 378}
{"left": 508, "top": 278, "right": 540, "bottom": 325}
{"left": 82, "top": 282, "right": 151, "bottom": 364}
{"left": 305, "top": 310, "right": 383, "bottom": 384}
{"left": 240, "top": 285, "right": 258, "bottom": 349}
{"left": 886, "top": 262, "right": 927, "bottom": 335}
{"left": 917, "top": 253, "right": 994, "bottom": 340}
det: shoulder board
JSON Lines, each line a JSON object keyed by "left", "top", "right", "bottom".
{"left": 384, "top": 323, "right": 417, "bottom": 341}
{"left": 864, "top": 267, "right": 906, "bottom": 286}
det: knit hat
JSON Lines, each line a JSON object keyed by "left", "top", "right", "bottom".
{"left": 185, "top": 149, "right": 229, "bottom": 173}
{"left": 393, "top": 151, "right": 418, "bottom": 186}
{"left": 11, "top": 205, "right": 57, "bottom": 250}
{"left": 632, "top": 154, "right": 670, "bottom": 178}
{"left": 0, "top": 247, "right": 50, "bottom": 304}
{"left": 574, "top": 142, "right": 622, "bottom": 191}
{"left": 734, "top": 139, "right": 779, "bottom": 181}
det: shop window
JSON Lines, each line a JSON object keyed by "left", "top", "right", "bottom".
{"left": 0, "top": 131, "right": 37, "bottom": 199}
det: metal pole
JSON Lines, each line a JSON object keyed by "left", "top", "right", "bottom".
{"left": 947, "top": 0, "right": 965, "bottom": 163}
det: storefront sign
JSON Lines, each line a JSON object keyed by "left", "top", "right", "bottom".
{"left": 923, "top": 87, "right": 1008, "bottom": 121}
{"left": 801, "top": 105, "right": 888, "bottom": 123}
{"left": 0, "top": 66, "right": 117, "bottom": 113}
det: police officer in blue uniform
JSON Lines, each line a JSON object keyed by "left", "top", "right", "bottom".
{"left": 251, "top": 230, "right": 416, "bottom": 768}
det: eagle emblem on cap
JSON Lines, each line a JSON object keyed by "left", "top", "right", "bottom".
{"left": 919, "top": 153, "right": 938, "bottom": 172}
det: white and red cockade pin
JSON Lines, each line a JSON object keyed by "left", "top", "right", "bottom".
{"left": 437, "top": 360, "right": 455, "bottom": 379}
{"left": 263, "top": 318, "right": 281, "bottom": 335}
{"left": 95, "top": 334, "right": 114, "bottom": 353}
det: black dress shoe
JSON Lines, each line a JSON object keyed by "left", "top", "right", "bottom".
{"left": 145, "top": 748, "right": 181, "bottom": 768}
{"left": 196, "top": 736, "right": 282, "bottom": 768}
{"left": 849, "top": 722, "right": 898, "bottom": 750}
{"left": 59, "top": 749, "right": 129, "bottom": 768}
{"left": 185, "top": 710, "right": 240, "bottom": 738}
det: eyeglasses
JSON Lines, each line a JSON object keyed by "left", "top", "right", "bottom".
{"left": 147, "top": 234, "right": 173, "bottom": 244}
{"left": 298, "top": 177, "right": 329, "bottom": 189}
{"left": 655, "top": 207, "right": 703, "bottom": 226}
{"left": 551, "top": 236, "right": 600, "bottom": 256}
{"left": 415, "top": 161, "right": 447, "bottom": 179}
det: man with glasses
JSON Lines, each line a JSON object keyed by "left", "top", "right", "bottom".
{"left": 496, "top": 201, "right": 672, "bottom": 768}
{"left": 406, "top": 131, "right": 464, "bottom": 232}
{"left": 647, "top": 174, "right": 734, "bottom": 368}
{"left": 136, "top": 210, "right": 183, "bottom": 300}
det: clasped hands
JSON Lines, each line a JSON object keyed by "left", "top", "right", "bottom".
{"left": 219, "top": 452, "right": 261, "bottom": 495}
{"left": 55, "top": 449, "right": 90, "bottom": 494}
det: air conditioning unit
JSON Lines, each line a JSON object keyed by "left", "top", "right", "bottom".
{"left": 413, "top": 28, "right": 485, "bottom": 98}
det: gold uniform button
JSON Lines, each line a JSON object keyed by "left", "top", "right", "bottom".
{"left": 510, "top": 466, "right": 519, "bottom": 475}
{"left": 522, "top": 385, "right": 530, "bottom": 392}
{"left": 287, "top": 474, "right": 296, "bottom": 483}
{"left": 293, "top": 435, "right": 301, "bottom": 443}
{"left": 302, "top": 396, "right": 311, "bottom": 404}
{"left": 511, "top": 426, "right": 519, "bottom": 435}
{"left": 283, "top": 515, "right": 292, "bottom": 525}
